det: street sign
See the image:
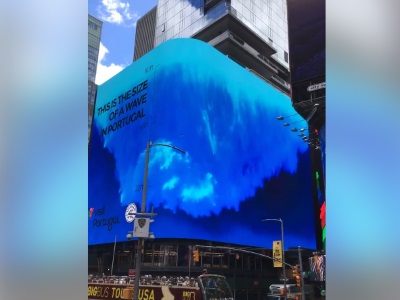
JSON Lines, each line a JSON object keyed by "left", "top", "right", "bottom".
{"left": 125, "top": 203, "right": 137, "bottom": 223}
{"left": 273, "top": 241, "right": 283, "bottom": 267}
{"left": 133, "top": 217, "right": 150, "bottom": 237}
{"left": 307, "top": 82, "right": 325, "bottom": 92}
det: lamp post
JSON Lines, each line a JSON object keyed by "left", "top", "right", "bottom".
{"left": 132, "top": 141, "right": 186, "bottom": 300}
{"left": 262, "top": 218, "right": 286, "bottom": 297}
{"left": 298, "top": 246, "right": 306, "bottom": 300}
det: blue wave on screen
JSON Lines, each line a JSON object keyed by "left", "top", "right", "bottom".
{"left": 89, "top": 39, "right": 315, "bottom": 248}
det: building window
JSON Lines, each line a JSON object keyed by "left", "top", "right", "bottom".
{"left": 284, "top": 51, "right": 288, "bottom": 63}
{"left": 204, "top": 0, "right": 223, "bottom": 14}
{"left": 268, "top": 27, "right": 273, "bottom": 39}
{"left": 250, "top": 12, "right": 255, "bottom": 23}
{"left": 88, "top": 21, "right": 98, "bottom": 31}
{"left": 179, "top": 19, "right": 185, "bottom": 31}
{"left": 162, "top": 23, "right": 165, "bottom": 32}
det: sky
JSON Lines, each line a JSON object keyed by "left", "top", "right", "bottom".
{"left": 89, "top": 0, "right": 158, "bottom": 85}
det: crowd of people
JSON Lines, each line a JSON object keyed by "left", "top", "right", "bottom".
{"left": 88, "top": 273, "right": 200, "bottom": 287}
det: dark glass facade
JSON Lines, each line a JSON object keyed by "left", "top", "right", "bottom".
{"left": 287, "top": 0, "right": 326, "bottom": 251}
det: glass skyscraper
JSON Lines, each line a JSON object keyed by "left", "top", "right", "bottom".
{"left": 153, "top": 0, "right": 290, "bottom": 93}
{"left": 88, "top": 14, "right": 102, "bottom": 82}
{"left": 134, "top": 7, "right": 158, "bottom": 61}
{"left": 88, "top": 15, "right": 103, "bottom": 140}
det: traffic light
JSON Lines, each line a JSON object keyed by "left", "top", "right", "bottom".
{"left": 292, "top": 264, "right": 301, "bottom": 287}
{"left": 295, "top": 275, "right": 301, "bottom": 287}
{"left": 292, "top": 264, "right": 299, "bottom": 277}
{"left": 193, "top": 250, "right": 199, "bottom": 262}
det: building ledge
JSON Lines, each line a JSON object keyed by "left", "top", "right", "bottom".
{"left": 192, "top": 13, "right": 277, "bottom": 58}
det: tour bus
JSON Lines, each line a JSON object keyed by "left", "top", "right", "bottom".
{"left": 88, "top": 274, "right": 234, "bottom": 300}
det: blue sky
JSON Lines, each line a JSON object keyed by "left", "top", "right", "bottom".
{"left": 89, "top": 0, "right": 158, "bottom": 85}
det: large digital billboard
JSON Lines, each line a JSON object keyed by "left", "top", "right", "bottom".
{"left": 89, "top": 38, "right": 316, "bottom": 249}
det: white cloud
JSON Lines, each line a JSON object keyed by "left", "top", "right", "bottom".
{"left": 98, "top": 0, "right": 139, "bottom": 26}
{"left": 162, "top": 176, "right": 180, "bottom": 191}
{"left": 180, "top": 173, "right": 216, "bottom": 203}
{"left": 95, "top": 42, "right": 125, "bottom": 85}
{"left": 98, "top": 41, "right": 109, "bottom": 62}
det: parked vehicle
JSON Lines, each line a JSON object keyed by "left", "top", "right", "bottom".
{"left": 88, "top": 274, "right": 234, "bottom": 300}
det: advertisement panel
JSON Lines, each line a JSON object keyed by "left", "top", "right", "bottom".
{"left": 272, "top": 241, "right": 283, "bottom": 268}
{"left": 87, "top": 284, "right": 202, "bottom": 300}
{"left": 89, "top": 38, "right": 316, "bottom": 249}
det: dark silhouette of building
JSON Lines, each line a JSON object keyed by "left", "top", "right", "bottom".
{"left": 287, "top": 0, "right": 326, "bottom": 251}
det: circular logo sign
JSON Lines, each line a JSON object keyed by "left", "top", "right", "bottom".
{"left": 125, "top": 203, "right": 137, "bottom": 223}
